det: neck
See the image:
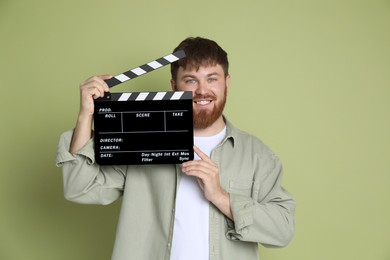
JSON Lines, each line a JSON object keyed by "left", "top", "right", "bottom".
{"left": 193, "top": 116, "right": 226, "bottom": 137}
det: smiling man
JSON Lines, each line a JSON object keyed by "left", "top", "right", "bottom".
{"left": 56, "top": 37, "right": 296, "bottom": 260}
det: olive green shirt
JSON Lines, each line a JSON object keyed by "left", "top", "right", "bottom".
{"left": 56, "top": 120, "right": 295, "bottom": 260}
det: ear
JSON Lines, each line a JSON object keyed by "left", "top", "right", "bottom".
{"left": 170, "top": 79, "right": 176, "bottom": 91}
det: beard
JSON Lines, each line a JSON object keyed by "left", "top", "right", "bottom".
{"left": 193, "top": 89, "right": 227, "bottom": 129}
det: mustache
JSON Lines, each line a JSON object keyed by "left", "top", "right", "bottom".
{"left": 193, "top": 94, "right": 216, "bottom": 100}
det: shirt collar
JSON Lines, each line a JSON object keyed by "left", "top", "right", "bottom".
{"left": 222, "top": 116, "right": 236, "bottom": 148}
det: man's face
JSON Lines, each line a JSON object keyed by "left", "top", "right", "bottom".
{"left": 171, "top": 64, "right": 230, "bottom": 129}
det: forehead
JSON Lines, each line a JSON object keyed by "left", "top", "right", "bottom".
{"left": 177, "top": 64, "right": 225, "bottom": 77}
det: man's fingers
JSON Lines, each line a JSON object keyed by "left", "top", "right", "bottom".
{"left": 81, "top": 75, "right": 112, "bottom": 97}
{"left": 183, "top": 161, "right": 216, "bottom": 174}
{"left": 82, "top": 75, "right": 112, "bottom": 90}
{"left": 193, "top": 146, "right": 209, "bottom": 161}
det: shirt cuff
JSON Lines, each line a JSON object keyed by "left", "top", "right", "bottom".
{"left": 56, "top": 129, "right": 95, "bottom": 166}
{"left": 225, "top": 193, "right": 255, "bottom": 240}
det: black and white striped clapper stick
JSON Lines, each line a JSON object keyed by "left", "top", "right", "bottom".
{"left": 104, "top": 50, "right": 186, "bottom": 88}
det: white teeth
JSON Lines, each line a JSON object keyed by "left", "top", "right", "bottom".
{"left": 196, "top": 101, "right": 210, "bottom": 105}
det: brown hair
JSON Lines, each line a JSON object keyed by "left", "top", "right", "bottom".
{"left": 170, "top": 37, "right": 229, "bottom": 81}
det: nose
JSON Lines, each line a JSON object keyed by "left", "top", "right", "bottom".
{"left": 195, "top": 79, "right": 207, "bottom": 95}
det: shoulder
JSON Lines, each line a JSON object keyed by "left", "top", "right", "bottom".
{"left": 227, "top": 120, "right": 278, "bottom": 160}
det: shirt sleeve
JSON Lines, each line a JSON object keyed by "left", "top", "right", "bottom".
{"left": 226, "top": 151, "right": 296, "bottom": 248}
{"left": 56, "top": 130, "right": 126, "bottom": 205}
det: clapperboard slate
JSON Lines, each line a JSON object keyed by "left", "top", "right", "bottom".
{"left": 93, "top": 50, "right": 194, "bottom": 165}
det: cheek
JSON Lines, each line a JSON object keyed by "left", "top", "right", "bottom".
{"left": 172, "top": 80, "right": 189, "bottom": 91}
{"left": 212, "top": 85, "right": 226, "bottom": 97}
{"left": 175, "top": 84, "right": 194, "bottom": 93}
{"left": 220, "top": 82, "right": 228, "bottom": 94}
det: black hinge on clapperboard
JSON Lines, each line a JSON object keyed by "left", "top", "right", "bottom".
{"left": 93, "top": 50, "right": 195, "bottom": 165}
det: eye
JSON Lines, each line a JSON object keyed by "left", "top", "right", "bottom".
{"left": 185, "top": 79, "right": 197, "bottom": 84}
{"left": 207, "top": 77, "right": 217, "bottom": 83}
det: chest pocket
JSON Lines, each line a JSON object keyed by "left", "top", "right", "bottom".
{"left": 228, "top": 179, "right": 254, "bottom": 197}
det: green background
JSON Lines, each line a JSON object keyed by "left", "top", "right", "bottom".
{"left": 1, "top": 0, "right": 389, "bottom": 259}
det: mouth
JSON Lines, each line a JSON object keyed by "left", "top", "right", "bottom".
{"left": 193, "top": 94, "right": 215, "bottom": 107}
{"left": 194, "top": 100, "right": 212, "bottom": 106}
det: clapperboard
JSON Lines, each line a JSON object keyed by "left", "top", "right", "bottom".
{"left": 94, "top": 50, "right": 194, "bottom": 165}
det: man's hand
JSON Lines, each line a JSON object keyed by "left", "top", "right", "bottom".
{"left": 79, "top": 75, "right": 112, "bottom": 117}
{"left": 69, "top": 75, "right": 111, "bottom": 154}
{"left": 181, "top": 146, "right": 233, "bottom": 219}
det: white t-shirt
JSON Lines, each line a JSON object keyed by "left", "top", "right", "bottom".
{"left": 170, "top": 127, "right": 227, "bottom": 260}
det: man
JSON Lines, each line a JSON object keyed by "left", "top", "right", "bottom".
{"left": 56, "top": 37, "right": 295, "bottom": 260}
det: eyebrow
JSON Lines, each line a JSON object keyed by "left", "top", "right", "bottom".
{"left": 181, "top": 72, "right": 221, "bottom": 78}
